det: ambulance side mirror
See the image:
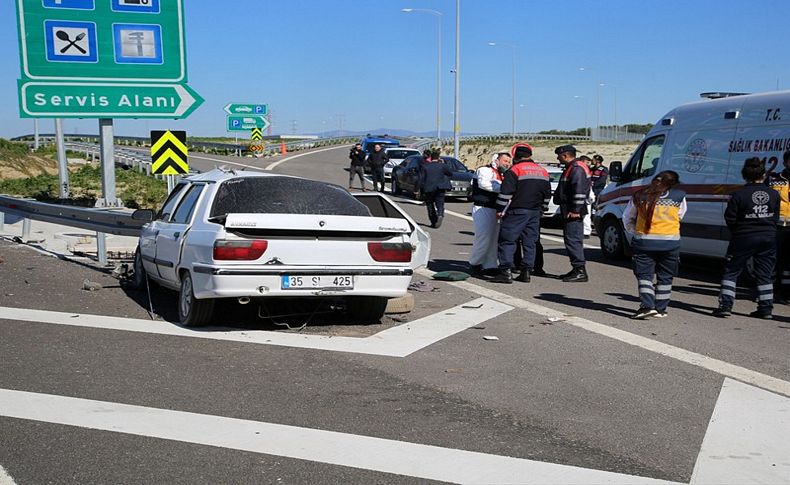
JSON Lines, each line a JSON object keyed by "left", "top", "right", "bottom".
{"left": 609, "top": 161, "right": 623, "bottom": 183}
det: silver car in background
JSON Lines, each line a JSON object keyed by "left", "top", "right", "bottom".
{"left": 383, "top": 147, "right": 421, "bottom": 180}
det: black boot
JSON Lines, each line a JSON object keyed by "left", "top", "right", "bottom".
{"left": 515, "top": 268, "right": 531, "bottom": 282}
{"left": 435, "top": 216, "right": 443, "bottom": 228}
{"left": 491, "top": 269, "right": 513, "bottom": 284}
{"left": 469, "top": 264, "right": 484, "bottom": 278}
{"left": 562, "top": 266, "right": 588, "bottom": 282}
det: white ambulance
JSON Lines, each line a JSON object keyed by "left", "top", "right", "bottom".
{"left": 595, "top": 90, "right": 789, "bottom": 259}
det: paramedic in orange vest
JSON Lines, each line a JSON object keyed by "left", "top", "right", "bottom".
{"left": 622, "top": 170, "right": 687, "bottom": 319}
{"left": 767, "top": 150, "right": 790, "bottom": 303}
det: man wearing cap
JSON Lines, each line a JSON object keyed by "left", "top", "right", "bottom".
{"left": 554, "top": 144, "right": 592, "bottom": 282}
{"left": 492, "top": 144, "right": 551, "bottom": 284}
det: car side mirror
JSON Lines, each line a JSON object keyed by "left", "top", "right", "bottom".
{"left": 132, "top": 208, "right": 155, "bottom": 221}
{"left": 609, "top": 161, "right": 623, "bottom": 183}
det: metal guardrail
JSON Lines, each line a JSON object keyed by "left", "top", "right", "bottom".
{"left": 0, "top": 195, "right": 144, "bottom": 237}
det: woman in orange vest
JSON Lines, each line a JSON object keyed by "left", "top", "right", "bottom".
{"left": 622, "top": 170, "right": 687, "bottom": 319}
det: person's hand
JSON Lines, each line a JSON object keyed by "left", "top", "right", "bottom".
{"left": 496, "top": 212, "right": 504, "bottom": 220}
{"left": 567, "top": 212, "right": 581, "bottom": 220}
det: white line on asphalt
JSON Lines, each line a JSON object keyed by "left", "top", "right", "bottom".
{"left": 0, "top": 298, "right": 511, "bottom": 358}
{"left": 415, "top": 268, "right": 790, "bottom": 398}
{"left": 443, "top": 209, "right": 601, "bottom": 249}
{"left": 690, "top": 378, "right": 790, "bottom": 484}
{"left": 0, "top": 388, "right": 674, "bottom": 485}
{"left": 265, "top": 145, "right": 350, "bottom": 171}
{"left": 0, "top": 465, "right": 16, "bottom": 485}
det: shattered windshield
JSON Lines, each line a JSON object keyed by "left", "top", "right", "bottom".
{"left": 210, "top": 176, "right": 372, "bottom": 218}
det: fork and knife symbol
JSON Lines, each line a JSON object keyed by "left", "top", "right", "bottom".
{"left": 55, "top": 30, "right": 87, "bottom": 54}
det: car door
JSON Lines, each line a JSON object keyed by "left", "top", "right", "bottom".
{"left": 139, "top": 183, "right": 189, "bottom": 279}
{"left": 153, "top": 184, "right": 205, "bottom": 284}
{"left": 353, "top": 192, "right": 431, "bottom": 269}
{"left": 402, "top": 157, "right": 421, "bottom": 192}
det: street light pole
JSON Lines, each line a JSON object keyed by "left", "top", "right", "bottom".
{"left": 453, "top": 0, "right": 460, "bottom": 159}
{"left": 488, "top": 42, "right": 517, "bottom": 141}
{"left": 573, "top": 95, "right": 589, "bottom": 138}
{"left": 402, "top": 8, "right": 443, "bottom": 142}
{"left": 579, "top": 67, "right": 600, "bottom": 141}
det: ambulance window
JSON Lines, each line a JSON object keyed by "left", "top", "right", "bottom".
{"left": 624, "top": 135, "right": 665, "bottom": 181}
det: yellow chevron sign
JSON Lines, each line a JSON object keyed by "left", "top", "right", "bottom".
{"left": 250, "top": 127, "right": 263, "bottom": 140}
{"left": 150, "top": 130, "right": 188, "bottom": 175}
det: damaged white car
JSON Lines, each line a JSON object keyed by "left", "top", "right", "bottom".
{"left": 130, "top": 168, "right": 430, "bottom": 326}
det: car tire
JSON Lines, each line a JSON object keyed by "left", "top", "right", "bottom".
{"left": 600, "top": 217, "right": 626, "bottom": 259}
{"left": 125, "top": 247, "right": 147, "bottom": 290}
{"left": 391, "top": 176, "right": 400, "bottom": 196}
{"left": 347, "top": 296, "right": 388, "bottom": 323}
{"left": 385, "top": 293, "right": 414, "bottom": 314}
{"left": 179, "top": 271, "right": 215, "bottom": 327}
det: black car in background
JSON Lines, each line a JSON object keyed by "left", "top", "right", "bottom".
{"left": 390, "top": 155, "right": 474, "bottom": 200}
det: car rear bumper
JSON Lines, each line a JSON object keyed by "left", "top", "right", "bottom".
{"left": 190, "top": 264, "right": 412, "bottom": 299}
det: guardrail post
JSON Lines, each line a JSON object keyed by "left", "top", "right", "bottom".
{"left": 0, "top": 211, "right": 4, "bottom": 231}
{"left": 96, "top": 232, "right": 108, "bottom": 266}
{"left": 22, "top": 218, "right": 31, "bottom": 241}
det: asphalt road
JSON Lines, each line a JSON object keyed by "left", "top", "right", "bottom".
{"left": 1, "top": 145, "right": 788, "bottom": 484}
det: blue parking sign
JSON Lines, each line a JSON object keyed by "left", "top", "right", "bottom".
{"left": 44, "top": 20, "right": 98, "bottom": 63}
{"left": 42, "top": 0, "right": 95, "bottom": 10}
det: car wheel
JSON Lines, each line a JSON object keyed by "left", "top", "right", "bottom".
{"left": 391, "top": 176, "right": 400, "bottom": 195}
{"left": 347, "top": 296, "right": 388, "bottom": 323}
{"left": 127, "top": 247, "right": 147, "bottom": 290}
{"left": 179, "top": 271, "right": 215, "bottom": 327}
{"left": 385, "top": 293, "right": 414, "bottom": 314}
{"left": 600, "top": 217, "right": 626, "bottom": 259}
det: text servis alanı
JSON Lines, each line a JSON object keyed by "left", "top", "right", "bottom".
{"left": 33, "top": 92, "right": 177, "bottom": 108}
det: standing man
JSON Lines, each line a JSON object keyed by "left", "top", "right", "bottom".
{"left": 590, "top": 154, "right": 609, "bottom": 201}
{"left": 713, "top": 158, "right": 779, "bottom": 319}
{"left": 767, "top": 150, "right": 790, "bottom": 303}
{"left": 419, "top": 149, "right": 453, "bottom": 228}
{"left": 553, "top": 144, "right": 592, "bottom": 282}
{"left": 367, "top": 144, "right": 389, "bottom": 192}
{"left": 492, "top": 144, "right": 552, "bottom": 284}
{"left": 348, "top": 143, "right": 367, "bottom": 191}
{"left": 468, "top": 152, "right": 512, "bottom": 277}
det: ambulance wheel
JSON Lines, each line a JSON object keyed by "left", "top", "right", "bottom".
{"left": 600, "top": 218, "right": 626, "bottom": 259}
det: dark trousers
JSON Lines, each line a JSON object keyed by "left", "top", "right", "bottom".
{"left": 513, "top": 238, "right": 543, "bottom": 271}
{"left": 424, "top": 190, "right": 446, "bottom": 226}
{"left": 498, "top": 209, "right": 542, "bottom": 270}
{"left": 348, "top": 165, "right": 365, "bottom": 188}
{"left": 776, "top": 228, "right": 790, "bottom": 297}
{"left": 371, "top": 167, "right": 385, "bottom": 191}
{"left": 719, "top": 235, "right": 776, "bottom": 311}
{"left": 632, "top": 248, "right": 680, "bottom": 312}
{"left": 562, "top": 217, "right": 586, "bottom": 268}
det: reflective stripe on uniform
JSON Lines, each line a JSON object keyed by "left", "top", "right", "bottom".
{"left": 721, "top": 280, "right": 736, "bottom": 288}
{"left": 720, "top": 289, "right": 736, "bottom": 298}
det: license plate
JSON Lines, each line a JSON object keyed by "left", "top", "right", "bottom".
{"left": 281, "top": 275, "right": 354, "bottom": 290}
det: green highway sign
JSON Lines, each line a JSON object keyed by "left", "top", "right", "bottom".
{"left": 18, "top": 81, "right": 203, "bottom": 118}
{"left": 16, "top": 0, "right": 187, "bottom": 82}
{"left": 227, "top": 115, "right": 270, "bottom": 131}
{"left": 224, "top": 103, "right": 268, "bottom": 116}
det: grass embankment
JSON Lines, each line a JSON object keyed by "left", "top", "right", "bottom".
{"left": 0, "top": 138, "right": 166, "bottom": 209}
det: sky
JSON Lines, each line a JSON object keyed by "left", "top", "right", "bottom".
{"left": 2, "top": 0, "right": 790, "bottom": 139}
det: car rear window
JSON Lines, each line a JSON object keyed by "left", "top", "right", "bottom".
{"left": 210, "top": 177, "right": 372, "bottom": 218}
{"left": 387, "top": 150, "right": 419, "bottom": 159}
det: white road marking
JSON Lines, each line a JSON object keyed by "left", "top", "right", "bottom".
{"left": 0, "top": 465, "right": 16, "bottom": 485}
{"left": 0, "top": 388, "right": 674, "bottom": 485}
{"left": 690, "top": 378, "right": 790, "bottom": 484}
{"left": 416, "top": 268, "right": 790, "bottom": 397}
{"left": 443, "top": 209, "right": 600, "bottom": 249}
{"left": 0, "top": 298, "right": 511, "bottom": 358}
{"left": 265, "top": 145, "right": 350, "bottom": 171}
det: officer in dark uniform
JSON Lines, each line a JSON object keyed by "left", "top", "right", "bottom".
{"left": 590, "top": 155, "right": 609, "bottom": 201}
{"left": 553, "top": 145, "right": 592, "bottom": 282}
{"left": 713, "top": 158, "right": 780, "bottom": 319}
{"left": 492, "top": 144, "right": 551, "bottom": 283}
{"left": 418, "top": 150, "right": 453, "bottom": 228}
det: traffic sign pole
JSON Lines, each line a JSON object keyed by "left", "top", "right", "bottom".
{"left": 99, "top": 118, "right": 118, "bottom": 207}
{"left": 54, "top": 118, "right": 69, "bottom": 199}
